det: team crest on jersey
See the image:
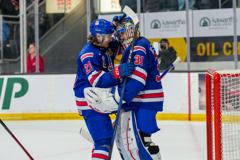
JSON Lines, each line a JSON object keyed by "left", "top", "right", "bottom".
{"left": 102, "top": 56, "right": 107, "bottom": 69}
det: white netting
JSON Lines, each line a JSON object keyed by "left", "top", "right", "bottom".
{"left": 220, "top": 73, "right": 240, "bottom": 160}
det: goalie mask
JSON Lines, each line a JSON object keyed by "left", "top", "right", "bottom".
{"left": 113, "top": 16, "right": 138, "bottom": 48}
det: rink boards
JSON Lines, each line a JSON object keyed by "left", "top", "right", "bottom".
{"left": 0, "top": 73, "right": 206, "bottom": 121}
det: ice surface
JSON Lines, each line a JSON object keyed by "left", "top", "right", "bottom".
{"left": 0, "top": 120, "right": 206, "bottom": 160}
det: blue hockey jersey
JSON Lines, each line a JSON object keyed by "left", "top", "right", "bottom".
{"left": 73, "top": 41, "right": 120, "bottom": 112}
{"left": 120, "top": 37, "right": 164, "bottom": 111}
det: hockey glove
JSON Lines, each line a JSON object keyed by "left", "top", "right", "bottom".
{"left": 112, "top": 62, "right": 135, "bottom": 79}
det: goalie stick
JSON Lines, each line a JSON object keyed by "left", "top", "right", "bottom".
{"left": 108, "top": 22, "right": 180, "bottom": 158}
{"left": 0, "top": 119, "right": 34, "bottom": 160}
{"left": 108, "top": 5, "right": 140, "bottom": 160}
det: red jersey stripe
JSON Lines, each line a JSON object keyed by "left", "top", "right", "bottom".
{"left": 89, "top": 71, "right": 103, "bottom": 86}
{"left": 133, "top": 70, "right": 147, "bottom": 81}
{"left": 136, "top": 92, "right": 164, "bottom": 99}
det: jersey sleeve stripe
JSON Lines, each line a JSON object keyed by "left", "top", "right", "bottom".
{"left": 88, "top": 70, "right": 105, "bottom": 87}
{"left": 132, "top": 89, "right": 164, "bottom": 102}
{"left": 80, "top": 52, "right": 93, "bottom": 61}
{"left": 130, "top": 74, "right": 146, "bottom": 85}
{"left": 133, "top": 46, "right": 146, "bottom": 54}
{"left": 135, "top": 66, "right": 147, "bottom": 76}
{"left": 130, "top": 67, "right": 147, "bottom": 85}
{"left": 132, "top": 70, "right": 147, "bottom": 81}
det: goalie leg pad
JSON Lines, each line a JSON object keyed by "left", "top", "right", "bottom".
{"left": 116, "top": 110, "right": 161, "bottom": 160}
{"left": 84, "top": 111, "right": 113, "bottom": 141}
{"left": 116, "top": 111, "right": 141, "bottom": 160}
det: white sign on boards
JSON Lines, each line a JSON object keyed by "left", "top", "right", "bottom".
{"left": 192, "top": 9, "right": 234, "bottom": 37}
{"left": 143, "top": 11, "right": 192, "bottom": 38}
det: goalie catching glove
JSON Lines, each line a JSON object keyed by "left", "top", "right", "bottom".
{"left": 84, "top": 86, "right": 124, "bottom": 113}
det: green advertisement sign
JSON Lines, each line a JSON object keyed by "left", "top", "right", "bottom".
{"left": 0, "top": 77, "right": 29, "bottom": 110}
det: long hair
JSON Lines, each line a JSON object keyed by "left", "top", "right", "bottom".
{"left": 87, "top": 35, "right": 98, "bottom": 44}
{"left": 87, "top": 34, "right": 114, "bottom": 56}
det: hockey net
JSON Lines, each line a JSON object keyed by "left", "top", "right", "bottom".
{"left": 206, "top": 69, "right": 240, "bottom": 160}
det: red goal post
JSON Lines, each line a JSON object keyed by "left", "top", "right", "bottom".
{"left": 206, "top": 69, "right": 240, "bottom": 160}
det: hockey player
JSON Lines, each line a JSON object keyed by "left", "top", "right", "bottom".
{"left": 73, "top": 19, "right": 135, "bottom": 160}
{"left": 84, "top": 16, "right": 163, "bottom": 159}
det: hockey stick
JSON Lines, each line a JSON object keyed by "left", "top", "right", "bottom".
{"left": 0, "top": 119, "right": 34, "bottom": 160}
{"left": 79, "top": 127, "right": 93, "bottom": 143}
{"left": 160, "top": 56, "right": 181, "bottom": 79}
{"left": 108, "top": 6, "right": 140, "bottom": 160}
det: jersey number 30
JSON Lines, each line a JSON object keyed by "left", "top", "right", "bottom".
{"left": 134, "top": 55, "right": 144, "bottom": 66}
